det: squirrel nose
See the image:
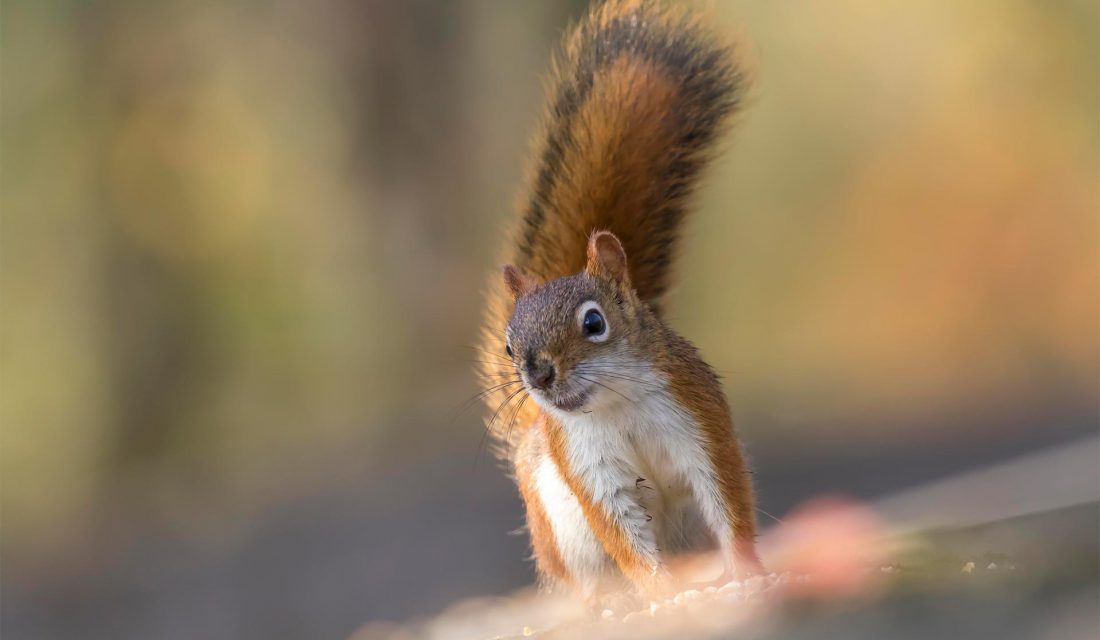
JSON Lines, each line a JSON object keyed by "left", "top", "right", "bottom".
{"left": 527, "top": 358, "right": 556, "bottom": 390}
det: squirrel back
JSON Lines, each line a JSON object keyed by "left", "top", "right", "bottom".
{"left": 480, "top": 0, "right": 746, "bottom": 449}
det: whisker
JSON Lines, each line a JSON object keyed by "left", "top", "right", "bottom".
{"left": 582, "top": 361, "right": 742, "bottom": 377}
{"left": 458, "top": 380, "right": 523, "bottom": 407}
{"left": 756, "top": 507, "right": 785, "bottom": 525}
{"left": 488, "top": 385, "right": 528, "bottom": 431}
{"left": 572, "top": 362, "right": 656, "bottom": 369}
{"left": 573, "top": 367, "right": 657, "bottom": 381}
{"left": 575, "top": 374, "right": 636, "bottom": 403}
{"left": 465, "top": 345, "right": 513, "bottom": 363}
{"left": 475, "top": 385, "right": 528, "bottom": 469}
{"left": 572, "top": 368, "right": 664, "bottom": 391}
{"left": 504, "top": 391, "right": 531, "bottom": 451}
{"left": 447, "top": 380, "right": 524, "bottom": 426}
{"left": 573, "top": 367, "right": 664, "bottom": 378}
{"left": 475, "top": 386, "right": 525, "bottom": 466}
{"left": 467, "top": 359, "right": 519, "bottom": 367}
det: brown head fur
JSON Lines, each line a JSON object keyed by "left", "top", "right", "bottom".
{"left": 502, "top": 232, "right": 654, "bottom": 414}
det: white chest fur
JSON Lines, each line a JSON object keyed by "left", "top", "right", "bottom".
{"left": 536, "top": 370, "right": 732, "bottom": 584}
{"left": 562, "top": 384, "right": 717, "bottom": 542}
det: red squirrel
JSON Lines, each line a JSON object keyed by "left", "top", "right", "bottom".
{"left": 478, "top": 0, "right": 763, "bottom": 600}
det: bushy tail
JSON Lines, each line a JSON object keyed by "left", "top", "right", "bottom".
{"left": 480, "top": 0, "right": 747, "bottom": 450}
{"left": 514, "top": 0, "right": 745, "bottom": 307}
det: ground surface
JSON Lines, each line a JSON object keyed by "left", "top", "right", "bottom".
{"left": 352, "top": 456, "right": 1099, "bottom": 640}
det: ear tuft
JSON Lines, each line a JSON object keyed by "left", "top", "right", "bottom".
{"left": 502, "top": 264, "right": 539, "bottom": 301}
{"left": 586, "top": 231, "right": 630, "bottom": 286}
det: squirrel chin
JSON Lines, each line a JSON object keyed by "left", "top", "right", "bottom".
{"left": 531, "top": 384, "right": 593, "bottom": 415}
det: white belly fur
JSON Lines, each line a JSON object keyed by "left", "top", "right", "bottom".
{"left": 535, "top": 370, "right": 727, "bottom": 585}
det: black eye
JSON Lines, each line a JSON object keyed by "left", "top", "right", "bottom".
{"left": 582, "top": 309, "right": 606, "bottom": 336}
{"left": 505, "top": 344, "right": 513, "bottom": 358}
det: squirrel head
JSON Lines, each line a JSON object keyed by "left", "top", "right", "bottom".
{"left": 502, "top": 231, "right": 655, "bottom": 415}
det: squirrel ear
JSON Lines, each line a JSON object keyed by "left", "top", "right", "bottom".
{"left": 586, "top": 231, "right": 630, "bottom": 287}
{"left": 502, "top": 264, "right": 539, "bottom": 301}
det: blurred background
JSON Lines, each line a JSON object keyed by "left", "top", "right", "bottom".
{"left": 1, "top": 0, "right": 1096, "bottom": 639}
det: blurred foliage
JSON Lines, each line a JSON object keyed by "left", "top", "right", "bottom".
{"left": 1, "top": 0, "right": 1096, "bottom": 572}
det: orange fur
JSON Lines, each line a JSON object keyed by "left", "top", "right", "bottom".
{"left": 659, "top": 333, "right": 764, "bottom": 575}
{"left": 513, "top": 427, "right": 571, "bottom": 586}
